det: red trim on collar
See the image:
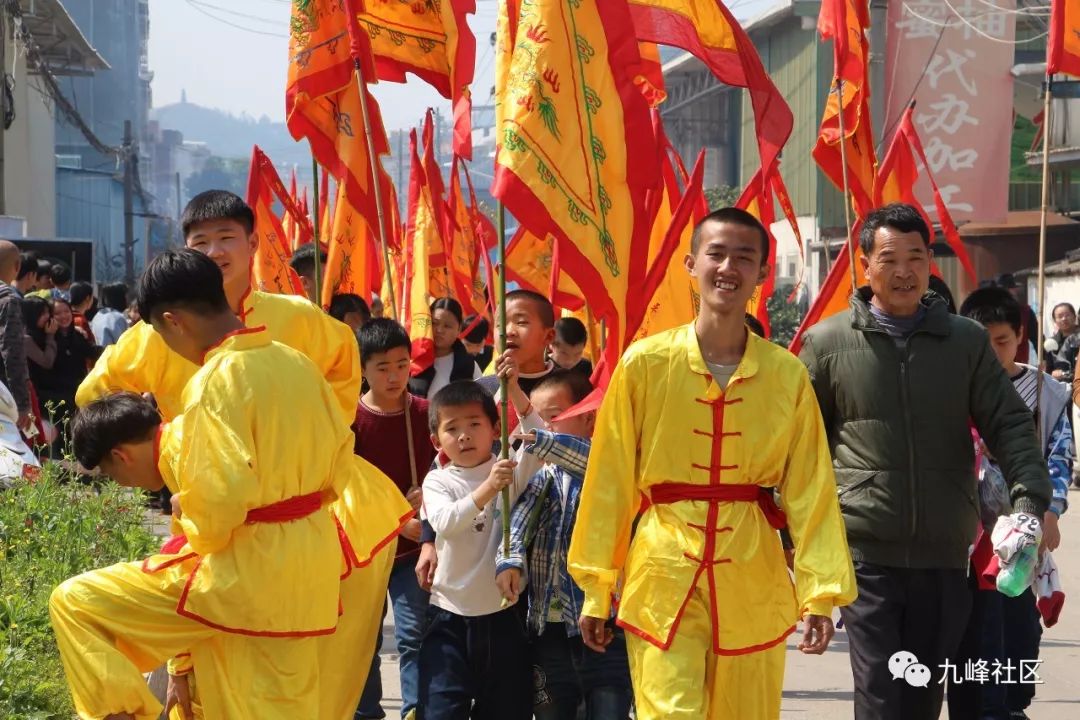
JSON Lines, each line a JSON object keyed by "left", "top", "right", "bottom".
{"left": 199, "top": 325, "right": 267, "bottom": 365}
{"left": 236, "top": 284, "right": 254, "bottom": 323}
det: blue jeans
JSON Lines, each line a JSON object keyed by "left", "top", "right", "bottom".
{"left": 356, "top": 557, "right": 431, "bottom": 719}
{"left": 531, "top": 621, "right": 632, "bottom": 720}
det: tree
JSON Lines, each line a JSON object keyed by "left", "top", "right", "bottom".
{"left": 704, "top": 185, "right": 741, "bottom": 210}
{"left": 185, "top": 156, "right": 248, "bottom": 199}
{"left": 766, "top": 284, "right": 805, "bottom": 348}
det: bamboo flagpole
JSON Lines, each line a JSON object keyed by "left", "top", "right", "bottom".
{"left": 1034, "top": 76, "right": 1053, "bottom": 439}
{"left": 496, "top": 201, "right": 511, "bottom": 558}
{"left": 834, "top": 78, "right": 860, "bottom": 292}
{"left": 342, "top": 0, "right": 398, "bottom": 318}
{"left": 310, "top": 153, "right": 323, "bottom": 302}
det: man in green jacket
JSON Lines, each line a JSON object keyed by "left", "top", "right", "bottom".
{"left": 798, "top": 203, "right": 1051, "bottom": 720}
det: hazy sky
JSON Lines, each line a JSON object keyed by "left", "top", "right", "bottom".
{"left": 149, "top": 0, "right": 774, "bottom": 130}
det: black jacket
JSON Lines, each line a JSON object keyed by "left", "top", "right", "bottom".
{"left": 0, "top": 285, "right": 28, "bottom": 412}
{"left": 799, "top": 289, "right": 1052, "bottom": 569}
{"left": 409, "top": 341, "right": 477, "bottom": 398}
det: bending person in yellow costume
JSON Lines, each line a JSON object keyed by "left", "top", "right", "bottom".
{"left": 75, "top": 191, "right": 404, "bottom": 719}
{"left": 52, "top": 250, "right": 372, "bottom": 719}
{"left": 567, "top": 208, "right": 857, "bottom": 720}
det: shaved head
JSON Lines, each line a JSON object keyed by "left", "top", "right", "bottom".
{"left": 0, "top": 241, "right": 19, "bottom": 284}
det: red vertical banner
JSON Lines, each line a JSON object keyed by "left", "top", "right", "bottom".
{"left": 884, "top": 1, "right": 1016, "bottom": 224}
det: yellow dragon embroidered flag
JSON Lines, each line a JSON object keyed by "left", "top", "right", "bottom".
{"left": 492, "top": 0, "right": 658, "bottom": 365}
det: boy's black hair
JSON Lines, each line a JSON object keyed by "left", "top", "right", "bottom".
{"left": 21, "top": 294, "right": 50, "bottom": 330}
{"left": 71, "top": 392, "right": 162, "bottom": 470}
{"left": 744, "top": 313, "right": 766, "bottom": 338}
{"left": 69, "top": 281, "right": 94, "bottom": 309}
{"left": 289, "top": 242, "right": 328, "bottom": 280}
{"left": 329, "top": 293, "right": 371, "bottom": 324}
{"left": 860, "top": 203, "right": 931, "bottom": 255}
{"left": 136, "top": 249, "right": 231, "bottom": 322}
{"left": 690, "top": 207, "right": 769, "bottom": 259}
{"left": 463, "top": 314, "right": 489, "bottom": 344}
{"left": 37, "top": 259, "right": 55, "bottom": 279}
{"left": 928, "top": 275, "right": 957, "bottom": 314}
{"left": 51, "top": 262, "right": 72, "bottom": 286}
{"left": 431, "top": 297, "right": 464, "bottom": 325}
{"left": 531, "top": 368, "right": 593, "bottom": 405}
{"left": 358, "top": 318, "right": 411, "bottom": 366}
{"left": 16, "top": 251, "right": 39, "bottom": 281}
{"left": 506, "top": 289, "right": 555, "bottom": 329}
{"left": 428, "top": 380, "right": 500, "bottom": 435}
{"left": 554, "top": 316, "right": 587, "bottom": 346}
{"left": 959, "top": 286, "right": 1022, "bottom": 335}
{"left": 100, "top": 282, "right": 130, "bottom": 312}
{"left": 181, "top": 190, "right": 255, "bottom": 237}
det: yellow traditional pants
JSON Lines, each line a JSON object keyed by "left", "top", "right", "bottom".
{"left": 625, "top": 579, "right": 786, "bottom": 720}
{"left": 49, "top": 560, "right": 320, "bottom": 720}
{"left": 318, "top": 546, "right": 395, "bottom": 720}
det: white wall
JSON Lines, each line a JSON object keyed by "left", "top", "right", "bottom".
{"left": 3, "top": 57, "right": 57, "bottom": 237}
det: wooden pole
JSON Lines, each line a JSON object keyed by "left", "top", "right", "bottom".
{"left": 834, "top": 79, "right": 860, "bottom": 293}
{"left": 353, "top": 61, "right": 398, "bottom": 318}
{"left": 1034, "top": 77, "right": 1053, "bottom": 439}
{"left": 496, "top": 202, "right": 510, "bottom": 557}
{"left": 310, "top": 153, "right": 323, "bottom": 304}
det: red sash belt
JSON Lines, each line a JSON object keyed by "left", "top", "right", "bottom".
{"left": 650, "top": 482, "right": 787, "bottom": 530}
{"left": 245, "top": 491, "right": 324, "bottom": 524}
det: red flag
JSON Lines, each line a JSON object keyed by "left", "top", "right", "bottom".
{"left": 627, "top": 1, "right": 793, "bottom": 188}
{"left": 1049, "top": 0, "right": 1080, "bottom": 77}
{"left": 403, "top": 130, "right": 437, "bottom": 373}
{"left": 246, "top": 146, "right": 306, "bottom": 296}
{"left": 875, "top": 103, "right": 976, "bottom": 284}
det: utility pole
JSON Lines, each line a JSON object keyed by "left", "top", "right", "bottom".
{"left": 175, "top": 171, "right": 182, "bottom": 247}
{"left": 123, "top": 120, "right": 135, "bottom": 285}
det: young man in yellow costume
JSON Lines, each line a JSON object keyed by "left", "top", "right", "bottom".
{"left": 567, "top": 208, "right": 858, "bottom": 719}
{"left": 74, "top": 192, "right": 407, "bottom": 719}
{"left": 53, "top": 250, "right": 397, "bottom": 720}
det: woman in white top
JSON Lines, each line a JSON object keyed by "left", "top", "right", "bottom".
{"left": 409, "top": 297, "right": 483, "bottom": 398}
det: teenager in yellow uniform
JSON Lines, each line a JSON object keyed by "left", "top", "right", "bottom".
{"left": 74, "top": 192, "right": 405, "bottom": 719}
{"left": 567, "top": 209, "right": 857, "bottom": 720}
{"left": 52, "top": 250, "right": 367, "bottom": 720}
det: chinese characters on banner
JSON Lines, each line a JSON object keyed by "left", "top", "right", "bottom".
{"left": 885, "top": 0, "right": 1016, "bottom": 224}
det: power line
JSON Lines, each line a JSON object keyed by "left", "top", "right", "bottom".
{"left": 902, "top": 1, "right": 1048, "bottom": 45}
{"left": 182, "top": 0, "right": 288, "bottom": 38}
{"left": 186, "top": 0, "right": 283, "bottom": 26}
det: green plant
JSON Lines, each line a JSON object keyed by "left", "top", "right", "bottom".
{"left": 0, "top": 464, "right": 156, "bottom": 718}
{"left": 766, "top": 283, "right": 806, "bottom": 348}
{"left": 704, "top": 185, "right": 741, "bottom": 210}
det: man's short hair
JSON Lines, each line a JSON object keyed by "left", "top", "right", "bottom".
{"left": 329, "top": 293, "right": 371, "bottom": 325}
{"left": 17, "top": 251, "right": 39, "bottom": 281}
{"left": 928, "top": 275, "right": 957, "bottom": 314}
{"left": 136, "top": 249, "right": 230, "bottom": 321}
{"left": 554, "top": 317, "right": 587, "bottom": 346}
{"left": 463, "top": 315, "right": 489, "bottom": 344}
{"left": 69, "top": 281, "right": 94, "bottom": 309}
{"left": 50, "top": 262, "right": 72, "bottom": 286}
{"left": 531, "top": 368, "right": 593, "bottom": 405}
{"left": 690, "top": 207, "right": 770, "bottom": 259}
{"left": 428, "top": 380, "right": 499, "bottom": 435}
{"left": 505, "top": 289, "right": 555, "bottom": 329}
{"left": 358, "top": 318, "right": 411, "bottom": 366}
{"left": 859, "top": 203, "right": 931, "bottom": 255}
{"left": 959, "top": 286, "right": 1022, "bottom": 335}
{"left": 100, "top": 282, "right": 129, "bottom": 312}
{"left": 181, "top": 190, "right": 255, "bottom": 237}
{"left": 71, "top": 392, "right": 161, "bottom": 470}
{"left": 289, "top": 242, "right": 328, "bottom": 280}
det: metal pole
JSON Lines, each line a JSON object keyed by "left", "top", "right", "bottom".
{"left": 352, "top": 62, "right": 398, "bottom": 318}
{"left": 1034, "top": 77, "right": 1053, "bottom": 439}
{"left": 833, "top": 80, "right": 859, "bottom": 292}
{"left": 310, "top": 153, "right": 323, "bottom": 304}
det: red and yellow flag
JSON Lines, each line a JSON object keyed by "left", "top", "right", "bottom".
{"left": 635, "top": 42, "right": 667, "bottom": 109}
{"left": 445, "top": 158, "right": 488, "bottom": 318}
{"left": 403, "top": 129, "right": 437, "bottom": 372}
{"left": 493, "top": 0, "right": 659, "bottom": 365}
{"left": 354, "top": 0, "right": 476, "bottom": 157}
{"left": 321, "top": 180, "right": 382, "bottom": 309}
{"left": 245, "top": 146, "right": 306, "bottom": 296}
{"left": 1049, "top": 0, "right": 1080, "bottom": 77}
{"left": 504, "top": 228, "right": 583, "bottom": 311}
{"left": 812, "top": 0, "right": 876, "bottom": 219}
{"left": 874, "top": 102, "right": 976, "bottom": 284}
{"left": 626, "top": 0, "right": 793, "bottom": 185}
{"left": 788, "top": 241, "right": 865, "bottom": 356}
{"left": 287, "top": 0, "right": 394, "bottom": 250}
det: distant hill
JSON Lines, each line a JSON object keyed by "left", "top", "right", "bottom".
{"left": 151, "top": 101, "right": 310, "bottom": 170}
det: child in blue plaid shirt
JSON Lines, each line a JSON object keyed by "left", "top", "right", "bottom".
{"left": 495, "top": 369, "right": 633, "bottom": 720}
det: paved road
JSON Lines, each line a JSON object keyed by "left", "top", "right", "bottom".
{"left": 375, "top": 511, "right": 1080, "bottom": 718}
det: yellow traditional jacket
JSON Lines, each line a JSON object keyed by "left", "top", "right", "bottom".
{"left": 77, "top": 288, "right": 410, "bottom": 572}
{"left": 146, "top": 329, "right": 351, "bottom": 635}
{"left": 76, "top": 288, "right": 361, "bottom": 421}
{"left": 567, "top": 323, "right": 856, "bottom": 654}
